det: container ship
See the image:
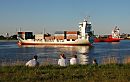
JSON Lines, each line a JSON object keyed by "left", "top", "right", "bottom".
{"left": 94, "top": 26, "right": 122, "bottom": 42}
{"left": 17, "top": 18, "right": 94, "bottom": 46}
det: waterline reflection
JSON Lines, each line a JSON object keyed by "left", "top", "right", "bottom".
{"left": 21, "top": 45, "right": 91, "bottom": 65}
{"left": 76, "top": 46, "right": 90, "bottom": 64}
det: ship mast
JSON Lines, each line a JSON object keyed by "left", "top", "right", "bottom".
{"left": 43, "top": 28, "right": 45, "bottom": 39}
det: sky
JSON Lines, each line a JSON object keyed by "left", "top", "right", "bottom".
{"left": 0, "top": 0, "right": 130, "bottom": 36}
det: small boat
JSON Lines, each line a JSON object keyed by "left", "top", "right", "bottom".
{"left": 17, "top": 18, "right": 94, "bottom": 46}
{"left": 94, "top": 26, "right": 122, "bottom": 42}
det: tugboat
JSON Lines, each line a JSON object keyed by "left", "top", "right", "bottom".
{"left": 17, "top": 18, "right": 94, "bottom": 46}
{"left": 94, "top": 26, "right": 122, "bottom": 42}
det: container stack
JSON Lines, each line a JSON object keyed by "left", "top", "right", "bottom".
{"left": 45, "top": 36, "right": 55, "bottom": 41}
{"left": 35, "top": 34, "right": 44, "bottom": 40}
{"left": 17, "top": 32, "right": 25, "bottom": 39}
{"left": 66, "top": 31, "right": 78, "bottom": 40}
{"left": 54, "top": 31, "right": 65, "bottom": 40}
{"left": 17, "top": 32, "right": 33, "bottom": 39}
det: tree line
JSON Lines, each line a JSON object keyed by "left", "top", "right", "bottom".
{"left": 0, "top": 34, "right": 17, "bottom": 40}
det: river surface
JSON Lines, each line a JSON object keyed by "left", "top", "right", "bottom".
{"left": 0, "top": 40, "right": 130, "bottom": 65}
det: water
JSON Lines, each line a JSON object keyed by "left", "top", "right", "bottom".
{"left": 0, "top": 40, "right": 130, "bottom": 66}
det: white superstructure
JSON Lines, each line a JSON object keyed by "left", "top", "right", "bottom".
{"left": 112, "top": 26, "right": 120, "bottom": 38}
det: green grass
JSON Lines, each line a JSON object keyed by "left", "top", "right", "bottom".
{"left": 1, "top": 64, "right": 130, "bottom": 82}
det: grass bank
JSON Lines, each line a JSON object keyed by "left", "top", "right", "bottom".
{"left": 1, "top": 64, "right": 130, "bottom": 82}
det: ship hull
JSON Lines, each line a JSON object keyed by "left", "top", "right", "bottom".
{"left": 18, "top": 38, "right": 92, "bottom": 46}
{"left": 94, "top": 38, "right": 121, "bottom": 42}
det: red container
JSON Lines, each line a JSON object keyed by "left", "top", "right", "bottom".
{"left": 66, "top": 31, "right": 78, "bottom": 34}
{"left": 66, "top": 34, "right": 78, "bottom": 39}
{"left": 55, "top": 36, "right": 64, "bottom": 40}
{"left": 45, "top": 36, "right": 55, "bottom": 40}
